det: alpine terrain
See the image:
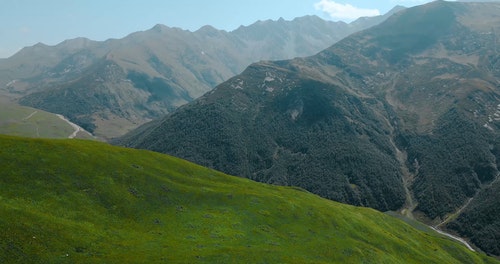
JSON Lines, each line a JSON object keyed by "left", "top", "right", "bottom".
{"left": 118, "top": 1, "right": 500, "bottom": 256}
{"left": 0, "top": 8, "right": 402, "bottom": 139}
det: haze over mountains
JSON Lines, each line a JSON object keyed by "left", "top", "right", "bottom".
{"left": 118, "top": 1, "right": 500, "bottom": 256}
{"left": 0, "top": 7, "right": 402, "bottom": 139}
{"left": 2, "top": 0, "right": 500, "bottom": 261}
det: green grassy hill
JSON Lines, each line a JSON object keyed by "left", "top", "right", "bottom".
{"left": 0, "top": 135, "right": 497, "bottom": 263}
{"left": 0, "top": 102, "right": 93, "bottom": 139}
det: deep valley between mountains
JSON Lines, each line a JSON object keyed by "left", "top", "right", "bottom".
{"left": 2, "top": 0, "right": 500, "bottom": 262}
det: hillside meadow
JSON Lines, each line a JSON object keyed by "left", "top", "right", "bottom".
{"left": 0, "top": 135, "right": 497, "bottom": 263}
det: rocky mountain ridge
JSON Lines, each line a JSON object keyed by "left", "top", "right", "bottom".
{"left": 0, "top": 8, "right": 403, "bottom": 139}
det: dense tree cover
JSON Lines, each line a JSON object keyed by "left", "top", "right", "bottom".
{"left": 121, "top": 72, "right": 406, "bottom": 211}
{"left": 402, "top": 109, "right": 498, "bottom": 219}
{"left": 117, "top": 1, "right": 500, "bottom": 256}
{"left": 447, "top": 180, "right": 500, "bottom": 256}
{"left": 446, "top": 137, "right": 500, "bottom": 256}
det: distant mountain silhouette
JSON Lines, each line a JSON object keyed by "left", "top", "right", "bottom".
{"left": 0, "top": 9, "right": 401, "bottom": 139}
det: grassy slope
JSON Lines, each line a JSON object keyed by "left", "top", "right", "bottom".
{"left": 0, "top": 135, "right": 497, "bottom": 263}
{"left": 0, "top": 102, "right": 92, "bottom": 139}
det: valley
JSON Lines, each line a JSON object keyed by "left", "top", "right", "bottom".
{"left": 2, "top": 0, "right": 500, "bottom": 261}
{"left": 390, "top": 137, "right": 417, "bottom": 220}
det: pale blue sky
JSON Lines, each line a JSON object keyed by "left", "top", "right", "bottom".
{"left": 0, "top": 0, "right": 438, "bottom": 58}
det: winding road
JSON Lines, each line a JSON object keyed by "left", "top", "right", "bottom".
{"left": 56, "top": 114, "right": 91, "bottom": 139}
{"left": 430, "top": 227, "right": 475, "bottom": 251}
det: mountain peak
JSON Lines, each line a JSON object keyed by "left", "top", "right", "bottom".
{"left": 293, "top": 15, "right": 341, "bottom": 25}
{"left": 387, "top": 5, "right": 406, "bottom": 14}
{"left": 33, "top": 42, "right": 48, "bottom": 48}
{"left": 16, "top": 42, "right": 48, "bottom": 54}
{"left": 151, "top": 23, "right": 171, "bottom": 32}
{"left": 57, "top": 37, "right": 94, "bottom": 49}
{"left": 195, "top": 25, "right": 221, "bottom": 33}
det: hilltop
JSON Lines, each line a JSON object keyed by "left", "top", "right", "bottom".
{"left": 0, "top": 135, "right": 497, "bottom": 263}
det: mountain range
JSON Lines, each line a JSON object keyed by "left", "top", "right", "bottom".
{"left": 118, "top": 1, "right": 500, "bottom": 256}
{"left": 0, "top": 7, "right": 403, "bottom": 139}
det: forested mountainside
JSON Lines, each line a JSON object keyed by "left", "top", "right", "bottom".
{"left": 118, "top": 1, "right": 500, "bottom": 256}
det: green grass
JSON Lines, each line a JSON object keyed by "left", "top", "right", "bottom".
{"left": 0, "top": 102, "right": 92, "bottom": 139}
{"left": 0, "top": 135, "right": 497, "bottom": 263}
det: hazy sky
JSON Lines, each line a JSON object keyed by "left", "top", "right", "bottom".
{"left": 0, "top": 0, "right": 439, "bottom": 58}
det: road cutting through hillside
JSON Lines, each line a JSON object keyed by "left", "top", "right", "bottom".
{"left": 56, "top": 114, "right": 90, "bottom": 139}
{"left": 430, "top": 227, "right": 475, "bottom": 251}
